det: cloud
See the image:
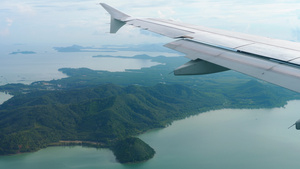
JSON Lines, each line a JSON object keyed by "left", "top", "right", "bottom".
{"left": 0, "top": 28, "right": 9, "bottom": 36}
{"left": 6, "top": 18, "right": 13, "bottom": 26}
{"left": 1, "top": 0, "right": 300, "bottom": 46}
{"left": 157, "top": 7, "right": 176, "bottom": 19}
{"left": 0, "top": 18, "right": 13, "bottom": 36}
{"left": 16, "top": 3, "right": 36, "bottom": 15}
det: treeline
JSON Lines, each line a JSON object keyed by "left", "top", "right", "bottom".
{"left": 0, "top": 55, "right": 299, "bottom": 162}
{"left": 112, "top": 137, "right": 155, "bottom": 163}
{"left": 0, "top": 80, "right": 299, "bottom": 156}
{"left": 0, "top": 83, "right": 219, "bottom": 155}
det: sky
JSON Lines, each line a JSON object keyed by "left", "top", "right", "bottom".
{"left": 1, "top": 0, "right": 300, "bottom": 50}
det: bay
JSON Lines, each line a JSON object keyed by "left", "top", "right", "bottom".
{"left": 0, "top": 45, "right": 180, "bottom": 85}
{"left": 0, "top": 51, "right": 164, "bottom": 104}
{"left": 0, "top": 52, "right": 159, "bottom": 85}
{"left": 1, "top": 100, "right": 300, "bottom": 169}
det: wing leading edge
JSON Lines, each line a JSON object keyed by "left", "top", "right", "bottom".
{"left": 100, "top": 3, "right": 300, "bottom": 93}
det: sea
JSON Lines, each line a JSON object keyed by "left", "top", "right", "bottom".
{"left": 0, "top": 45, "right": 178, "bottom": 86}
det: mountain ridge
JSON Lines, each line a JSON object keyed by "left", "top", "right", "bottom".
{"left": 0, "top": 81, "right": 297, "bottom": 158}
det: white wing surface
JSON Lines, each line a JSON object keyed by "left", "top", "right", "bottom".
{"left": 101, "top": 3, "right": 300, "bottom": 93}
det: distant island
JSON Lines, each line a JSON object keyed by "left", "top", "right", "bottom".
{"left": 9, "top": 51, "right": 36, "bottom": 55}
{"left": 53, "top": 45, "right": 115, "bottom": 52}
{"left": 53, "top": 44, "right": 175, "bottom": 53}
{"left": 93, "top": 54, "right": 159, "bottom": 59}
{"left": 0, "top": 54, "right": 299, "bottom": 163}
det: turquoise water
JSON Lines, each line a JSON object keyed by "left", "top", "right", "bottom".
{"left": 1, "top": 100, "right": 300, "bottom": 169}
{"left": 0, "top": 147, "right": 117, "bottom": 169}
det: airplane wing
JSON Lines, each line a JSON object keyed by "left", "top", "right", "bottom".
{"left": 100, "top": 3, "right": 300, "bottom": 93}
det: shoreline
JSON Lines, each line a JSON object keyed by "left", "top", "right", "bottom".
{"left": 48, "top": 140, "right": 108, "bottom": 148}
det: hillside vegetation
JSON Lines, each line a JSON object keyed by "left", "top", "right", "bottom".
{"left": 0, "top": 81, "right": 297, "bottom": 156}
{"left": 0, "top": 55, "right": 299, "bottom": 162}
{"left": 112, "top": 137, "right": 155, "bottom": 163}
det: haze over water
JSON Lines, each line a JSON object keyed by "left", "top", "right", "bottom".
{"left": 1, "top": 100, "right": 300, "bottom": 169}
{"left": 0, "top": 45, "right": 175, "bottom": 85}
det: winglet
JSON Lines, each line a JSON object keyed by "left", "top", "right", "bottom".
{"left": 100, "top": 3, "right": 131, "bottom": 33}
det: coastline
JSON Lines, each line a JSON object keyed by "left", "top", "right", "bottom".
{"left": 1, "top": 100, "right": 299, "bottom": 165}
{"left": 48, "top": 140, "right": 108, "bottom": 148}
{"left": 2, "top": 100, "right": 300, "bottom": 168}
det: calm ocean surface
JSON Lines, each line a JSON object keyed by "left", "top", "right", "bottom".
{"left": 0, "top": 45, "right": 179, "bottom": 85}
{"left": 1, "top": 100, "right": 300, "bottom": 169}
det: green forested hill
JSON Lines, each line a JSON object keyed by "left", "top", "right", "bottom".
{"left": 0, "top": 55, "right": 300, "bottom": 162}
{"left": 0, "top": 81, "right": 298, "bottom": 156}
{"left": 0, "top": 84, "right": 219, "bottom": 155}
{"left": 112, "top": 137, "right": 155, "bottom": 163}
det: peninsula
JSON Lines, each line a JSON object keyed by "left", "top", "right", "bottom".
{"left": 9, "top": 51, "right": 36, "bottom": 55}
{"left": 0, "top": 55, "right": 299, "bottom": 163}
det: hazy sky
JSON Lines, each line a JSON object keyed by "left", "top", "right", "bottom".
{"left": 1, "top": 0, "right": 300, "bottom": 48}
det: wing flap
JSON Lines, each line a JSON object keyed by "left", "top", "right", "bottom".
{"left": 166, "top": 39, "right": 300, "bottom": 93}
{"left": 191, "top": 31, "right": 253, "bottom": 49}
{"left": 291, "top": 58, "right": 300, "bottom": 65}
{"left": 237, "top": 43, "right": 300, "bottom": 62}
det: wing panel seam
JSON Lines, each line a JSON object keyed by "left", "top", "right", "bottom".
{"left": 131, "top": 19, "right": 194, "bottom": 34}
{"left": 177, "top": 39, "right": 300, "bottom": 69}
